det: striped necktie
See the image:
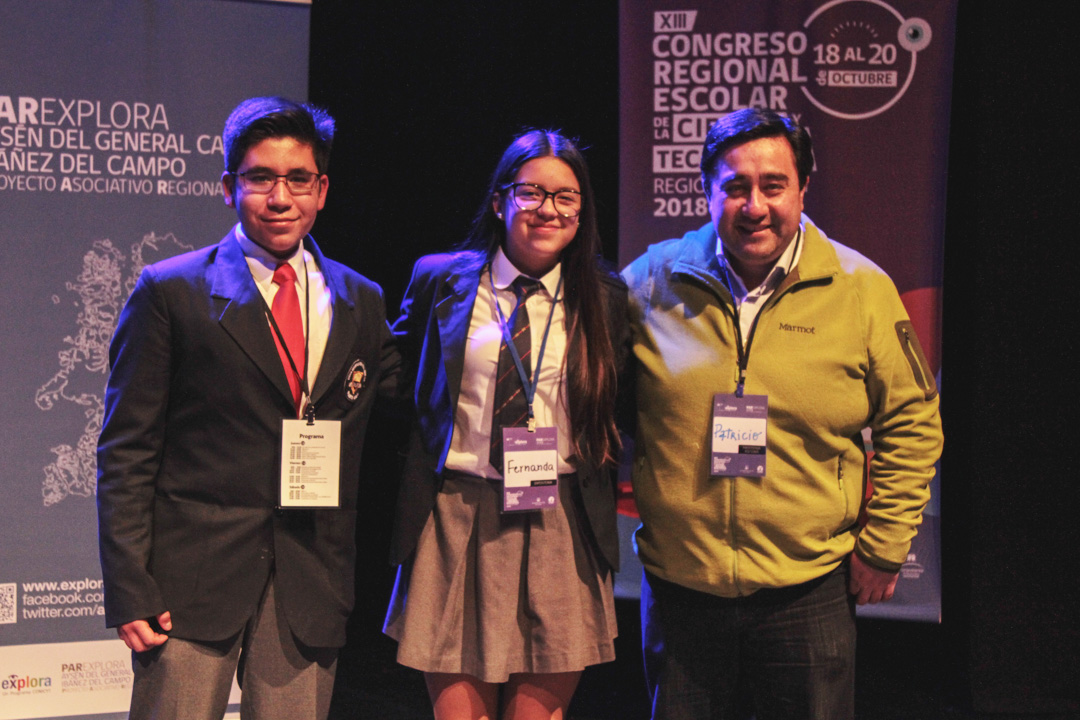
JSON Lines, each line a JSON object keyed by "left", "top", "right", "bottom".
{"left": 489, "top": 276, "right": 542, "bottom": 471}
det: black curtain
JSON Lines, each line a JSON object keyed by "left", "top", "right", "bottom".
{"left": 310, "top": 2, "right": 1079, "bottom": 714}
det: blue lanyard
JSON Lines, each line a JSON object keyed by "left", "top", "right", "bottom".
{"left": 490, "top": 269, "right": 563, "bottom": 431}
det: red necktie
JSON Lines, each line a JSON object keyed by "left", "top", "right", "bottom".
{"left": 271, "top": 262, "right": 305, "bottom": 415}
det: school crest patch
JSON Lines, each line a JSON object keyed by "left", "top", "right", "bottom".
{"left": 345, "top": 359, "right": 367, "bottom": 401}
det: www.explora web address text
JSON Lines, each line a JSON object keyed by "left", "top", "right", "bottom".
{"left": 17, "top": 577, "right": 105, "bottom": 619}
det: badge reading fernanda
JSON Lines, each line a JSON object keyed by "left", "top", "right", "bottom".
{"left": 345, "top": 359, "right": 367, "bottom": 401}
{"left": 501, "top": 426, "right": 559, "bottom": 513}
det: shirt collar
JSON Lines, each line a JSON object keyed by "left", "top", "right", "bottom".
{"left": 491, "top": 246, "right": 562, "bottom": 298}
{"left": 234, "top": 223, "right": 307, "bottom": 286}
{"left": 715, "top": 225, "right": 803, "bottom": 298}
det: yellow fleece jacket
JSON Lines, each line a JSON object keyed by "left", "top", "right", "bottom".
{"left": 622, "top": 217, "right": 943, "bottom": 597}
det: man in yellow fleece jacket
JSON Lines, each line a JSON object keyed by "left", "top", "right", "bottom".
{"left": 622, "top": 108, "right": 943, "bottom": 720}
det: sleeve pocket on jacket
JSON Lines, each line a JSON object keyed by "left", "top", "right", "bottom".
{"left": 894, "top": 320, "right": 938, "bottom": 400}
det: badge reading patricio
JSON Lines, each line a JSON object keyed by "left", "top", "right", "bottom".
{"left": 711, "top": 393, "right": 768, "bottom": 477}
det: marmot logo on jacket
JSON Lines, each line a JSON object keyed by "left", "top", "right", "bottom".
{"left": 779, "top": 322, "right": 815, "bottom": 334}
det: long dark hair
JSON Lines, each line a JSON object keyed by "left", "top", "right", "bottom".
{"left": 460, "top": 129, "right": 620, "bottom": 469}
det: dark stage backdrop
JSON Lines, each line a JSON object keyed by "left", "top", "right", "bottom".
{"left": 0, "top": 2, "right": 308, "bottom": 718}
{"left": 312, "top": 1, "right": 1078, "bottom": 715}
{"left": 310, "top": 0, "right": 951, "bottom": 622}
{"left": 308, "top": 1, "right": 624, "bottom": 635}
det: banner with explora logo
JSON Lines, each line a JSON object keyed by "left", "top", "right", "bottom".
{"left": 0, "top": 1, "right": 309, "bottom": 718}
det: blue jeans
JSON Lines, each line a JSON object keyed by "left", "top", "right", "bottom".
{"left": 641, "top": 565, "right": 855, "bottom": 720}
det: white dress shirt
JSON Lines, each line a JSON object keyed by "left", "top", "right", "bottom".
{"left": 716, "top": 226, "right": 803, "bottom": 343}
{"left": 235, "top": 225, "right": 332, "bottom": 415}
{"left": 445, "top": 247, "right": 573, "bottom": 478}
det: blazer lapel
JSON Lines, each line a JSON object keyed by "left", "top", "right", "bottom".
{"left": 436, "top": 253, "right": 484, "bottom": 409}
{"left": 210, "top": 229, "right": 295, "bottom": 407}
{"left": 307, "top": 238, "right": 358, "bottom": 404}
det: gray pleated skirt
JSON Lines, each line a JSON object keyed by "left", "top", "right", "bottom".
{"left": 383, "top": 471, "right": 617, "bottom": 683}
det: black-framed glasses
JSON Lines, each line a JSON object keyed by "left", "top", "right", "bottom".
{"left": 502, "top": 183, "right": 582, "bottom": 218}
{"left": 233, "top": 170, "right": 321, "bottom": 195}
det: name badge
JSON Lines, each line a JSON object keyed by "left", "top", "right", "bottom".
{"left": 280, "top": 419, "right": 342, "bottom": 508}
{"left": 501, "top": 426, "right": 559, "bottom": 513}
{"left": 711, "top": 393, "right": 767, "bottom": 477}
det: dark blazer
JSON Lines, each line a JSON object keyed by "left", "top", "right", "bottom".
{"left": 97, "top": 229, "right": 399, "bottom": 648}
{"left": 388, "top": 250, "right": 629, "bottom": 570}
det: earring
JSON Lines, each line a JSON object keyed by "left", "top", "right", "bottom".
{"left": 496, "top": 213, "right": 503, "bottom": 219}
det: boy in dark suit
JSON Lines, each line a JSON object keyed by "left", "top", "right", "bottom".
{"left": 97, "top": 97, "right": 399, "bottom": 719}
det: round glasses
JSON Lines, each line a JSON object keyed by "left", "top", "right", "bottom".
{"left": 234, "top": 170, "right": 321, "bottom": 195}
{"left": 502, "top": 182, "right": 582, "bottom": 218}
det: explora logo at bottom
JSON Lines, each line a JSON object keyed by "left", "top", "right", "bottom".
{"left": 2, "top": 674, "right": 52, "bottom": 691}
